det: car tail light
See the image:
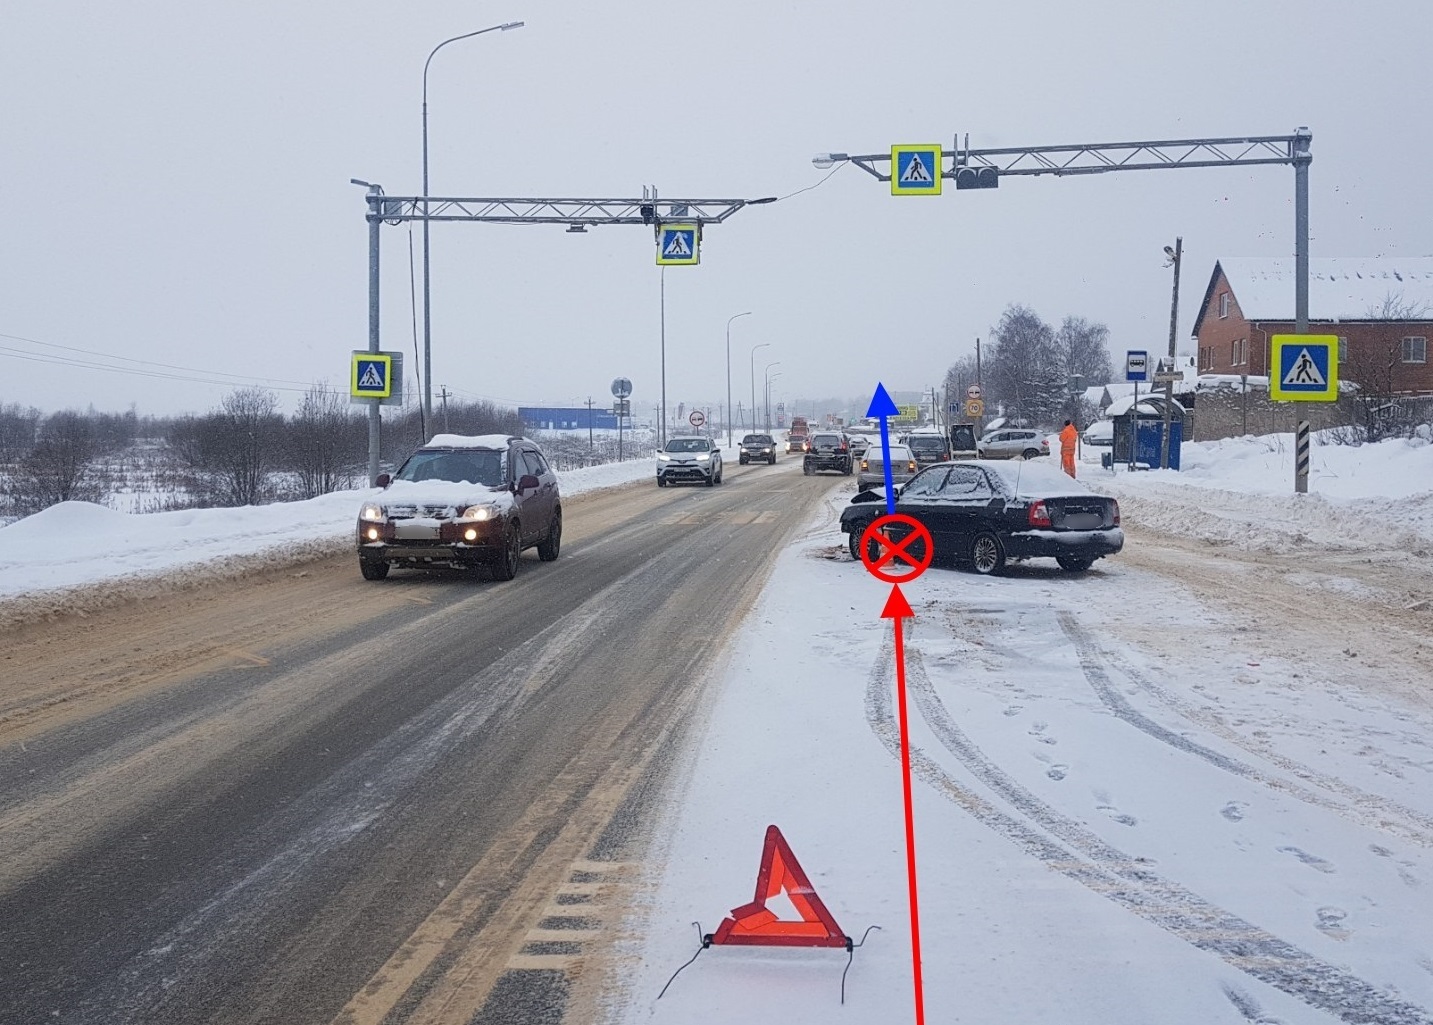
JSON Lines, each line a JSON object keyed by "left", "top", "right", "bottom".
{"left": 1028, "top": 500, "right": 1053, "bottom": 528}
{"left": 861, "top": 459, "right": 869, "bottom": 471}
{"left": 907, "top": 460, "right": 917, "bottom": 472}
{"left": 1112, "top": 500, "right": 1121, "bottom": 526}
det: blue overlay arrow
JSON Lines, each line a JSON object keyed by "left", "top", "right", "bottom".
{"left": 866, "top": 382, "right": 900, "bottom": 514}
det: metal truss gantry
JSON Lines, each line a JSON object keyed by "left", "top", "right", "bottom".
{"left": 819, "top": 128, "right": 1316, "bottom": 490}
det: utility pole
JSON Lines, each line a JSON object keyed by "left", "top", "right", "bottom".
{"left": 1160, "top": 237, "right": 1182, "bottom": 470}
{"left": 586, "top": 396, "right": 595, "bottom": 453}
{"left": 438, "top": 385, "right": 451, "bottom": 433}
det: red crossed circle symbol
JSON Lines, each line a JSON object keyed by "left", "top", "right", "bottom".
{"left": 858, "top": 513, "right": 933, "bottom": 583}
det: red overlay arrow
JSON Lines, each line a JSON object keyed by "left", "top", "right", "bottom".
{"left": 882, "top": 584, "right": 926, "bottom": 1025}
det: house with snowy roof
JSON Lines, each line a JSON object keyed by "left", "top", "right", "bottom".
{"left": 1192, "top": 257, "right": 1433, "bottom": 397}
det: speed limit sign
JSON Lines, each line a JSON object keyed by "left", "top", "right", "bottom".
{"left": 689, "top": 409, "right": 707, "bottom": 428}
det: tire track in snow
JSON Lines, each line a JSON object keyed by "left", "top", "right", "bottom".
{"left": 865, "top": 638, "right": 1433, "bottom": 1025}
{"left": 1057, "top": 611, "right": 1433, "bottom": 849}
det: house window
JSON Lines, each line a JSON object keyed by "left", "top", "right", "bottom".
{"left": 1403, "top": 336, "right": 1427, "bottom": 364}
{"left": 1231, "top": 338, "right": 1247, "bottom": 366}
{"left": 1337, "top": 336, "right": 1347, "bottom": 364}
{"left": 1218, "top": 293, "right": 1230, "bottom": 318}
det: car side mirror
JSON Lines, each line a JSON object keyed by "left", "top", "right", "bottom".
{"left": 375, "top": 473, "right": 391, "bottom": 488}
{"left": 517, "top": 473, "right": 540, "bottom": 492}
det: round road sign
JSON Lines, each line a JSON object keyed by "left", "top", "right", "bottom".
{"left": 966, "top": 384, "right": 983, "bottom": 400}
{"left": 611, "top": 377, "right": 633, "bottom": 399}
{"left": 858, "top": 514, "right": 934, "bottom": 583}
{"left": 689, "top": 409, "right": 707, "bottom": 428}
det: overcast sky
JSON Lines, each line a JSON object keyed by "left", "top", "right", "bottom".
{"left": 3, "top": 0, "right": 1431, "bottom": 421}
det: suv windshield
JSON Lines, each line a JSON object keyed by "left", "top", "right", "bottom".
{"left": 908, "top": 436, "right": 945, "bottom": 451}
{"left": 396, "top": 449, "right": 505, "bottom": 486}
{"left": 665, "top": 438, "right": 711, "bottom": 453}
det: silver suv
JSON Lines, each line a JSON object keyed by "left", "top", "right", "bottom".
{"left": 657, "top": 436, "right": 723, "bottom": 487}
{"left": 977, "top": 429, "right": 1050, "bottom": 460}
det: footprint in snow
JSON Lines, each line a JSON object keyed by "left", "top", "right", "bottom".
{"left": 1221, "top": 801, "right": 1248, "bottom": 822}
{"left": 1027, "top": 721, "right": 1058, "bottom": 745}
{"left": 1316, "top": 906, "right": 1350, "bottom": 941}
{"left": 1046, "top": 764, "right": 1068, "bottom": 781}
{"left": 1097, "top": 804, "right": 1138, "bottom": 827}
{"left": 1003, "top": 705, "right": 1023, "bottom": 717}
{"left": 1277, "top": 846, "right": 1336, "bottom": 874}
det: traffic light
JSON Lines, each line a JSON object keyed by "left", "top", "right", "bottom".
{"left": 955, "top": 165, "right": 999, "bottom": 190}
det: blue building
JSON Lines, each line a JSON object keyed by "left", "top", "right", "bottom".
{"left": 519, "top": 406, "right": 621, "bottom": 431}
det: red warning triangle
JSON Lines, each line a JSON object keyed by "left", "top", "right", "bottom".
{"left": 710, "top": 825, "right": 849, "bottom": 948}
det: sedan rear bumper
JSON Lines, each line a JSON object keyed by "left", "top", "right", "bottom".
{"left": 1004, "top": 527, "right": 1124, "bottom": 560}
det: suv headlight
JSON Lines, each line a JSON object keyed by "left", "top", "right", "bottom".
{"left": 696, "top": 453, "right": 711, "bottom": 461}
{"left": 657, "top": 453, "right": 671, "bottom": 461}
{"left": 460, "top": 505, "right": 496, "bottom": 521}
{"left": 359, "top": 504, "right": 386, "bottom": 522}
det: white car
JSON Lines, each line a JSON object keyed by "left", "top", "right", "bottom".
{"left": 1083, "top": 419, "right": 1114, "bottom": 447}
{"left": 656, "top": 436, "right": 723, "bottom": 487}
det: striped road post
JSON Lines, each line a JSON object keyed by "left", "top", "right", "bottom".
{"left": 1295, "top": 420, "right": 1310, "bottom": 494}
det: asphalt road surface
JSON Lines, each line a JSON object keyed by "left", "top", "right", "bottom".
{"left": 0, "top": 458, "right": 836, "bottom": 1025}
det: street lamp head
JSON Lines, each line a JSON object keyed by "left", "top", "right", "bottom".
{"left": 812, "top": 152, "right": 848, "bottom": 169}
{"left": 499, "top": 20, "right": 525, "bottom": 30}
{"left": 349, "top": 178, "right": 371, "bottom": 187}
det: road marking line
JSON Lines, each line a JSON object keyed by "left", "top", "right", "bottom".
{"left": 506, "top": 954, "right": 579, "bottom": 970}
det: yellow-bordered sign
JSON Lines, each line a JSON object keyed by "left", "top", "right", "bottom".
{"left": 656, "top": 223, "right": 700, "bottom": 266}
{"left": 351, "top": 352, "right": 393, "bottom": 399}
{"left": 891, "top": 144, "right": 943, "bottom": 196}
{"left": 1269, "top": 334, "right": 1338, "bottom": 402}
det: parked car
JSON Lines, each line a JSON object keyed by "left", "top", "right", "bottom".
{"left": 840, "top": 460, "right": 1122, "bottom": 575}
{"left": 847, "top": 434, "right": 872, "bottom": 458}
{"left": 356, "top": 433, "right": 561, "bottom": 582}
{"left": 1083, "top": 419, "right": 1114, "bottom": 447}
{"left": 904, "top": 430, "right": 952, "bottom": 467}
{"left": 803, "top": 431, "right": 853, "bottom": 475}
{"left": 657, "top": 435, "right": 723, "bottom": 487}
{"left": 856, "top": 442, "right": 918, "bottom": 492}
{"left": 739, "top": 433, "right": 778, "bottom": 465}
{"left": 977, "top": 428, "right": 1050, "bottom": 460}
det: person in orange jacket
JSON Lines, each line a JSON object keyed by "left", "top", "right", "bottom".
{"left": 1059, "top": 420, "right": 1079, "bottom": 478}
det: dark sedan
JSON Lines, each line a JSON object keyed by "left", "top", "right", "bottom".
{"left": 840, "top": 460, "right": 1123, "bottom": 575}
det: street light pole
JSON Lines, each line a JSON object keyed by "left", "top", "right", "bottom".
{"left": 422, "top": 21, "right": 524, "bottom": 440}
{"left": 764, "top": 362, "right": 782, "bottom": 432}
{"left": 725, "top": 312, "right": 752, "bottom": 448}
{"left": 1160, "top": 236, "right": 1182, "bottom": 470}
{"left": 750, "top": 342, "right": 770, "bottom": 435}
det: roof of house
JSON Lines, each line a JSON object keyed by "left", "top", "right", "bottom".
{"left": 1194, "top": 257, "right": 1433, "bottom": 334}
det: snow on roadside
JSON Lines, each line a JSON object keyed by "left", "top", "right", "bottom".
{"left": 1082, "top": 432, "right": 1433, "bottom": 554}
{"left": 0, "top": 456, "right": 659, "bottom": 625}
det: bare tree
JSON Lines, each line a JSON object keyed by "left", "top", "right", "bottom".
{"left": 5, "top": 410, "right": 105, "bottom": 515}
{"left": 286, "top": 383, "right": 364, "bottom": 498}
{"left": 983, "top": 305, "right": 1064, "bottom": 426}
{"left": 167, "top": 388, "right": 284, "bottom": 506}
{"left": 1053, "top": 316, "right": 1114, "bottom": 387}
{"left": 0, "top": 403, "right": 42, "bottom": 464}
{"left": 1365, "top": 290, "right": 1432, "bottom": 320}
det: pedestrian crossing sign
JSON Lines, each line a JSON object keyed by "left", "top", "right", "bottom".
{"left": 891, "top": 144, "right": 943, "bottom": 195}
{"left": 1270, "top": 335, "right": 1338, "bottom": 402}
{"left": 351, "top": 353, "right": 393, "bottom": 399}
{"left": 656, "top": 224, "right": 700, "bottom": 266}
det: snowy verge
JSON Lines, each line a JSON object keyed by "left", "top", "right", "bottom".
{"left": 0, "top": 457, "right": 657, "bottom": 627}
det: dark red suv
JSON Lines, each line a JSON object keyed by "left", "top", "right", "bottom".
{"left": 356, "top": 434, "right": 561, "bottom": 581}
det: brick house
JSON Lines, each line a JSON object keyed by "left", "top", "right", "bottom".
{"left": 1192, "top": 258, "right": 1433, "bottom": 397}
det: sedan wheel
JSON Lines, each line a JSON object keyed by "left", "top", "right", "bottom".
{"left": 537, "top": 508, "right": 562, "bottom": 561}
{"left": 359, "top": 557, "right": 389, "bottom": 581}
{"left": 491, "top": 521, "right": 522, "bottom": 581}
{"left": 1056, "top": 555, "right": 1093, "bottom": 573}
{"left": 970, "top": 532, "right": 1005, "bottom": 576}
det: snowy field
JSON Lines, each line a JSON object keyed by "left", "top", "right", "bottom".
{"left": 3, "top": 433, "right": 1432, "bottom": 1023}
